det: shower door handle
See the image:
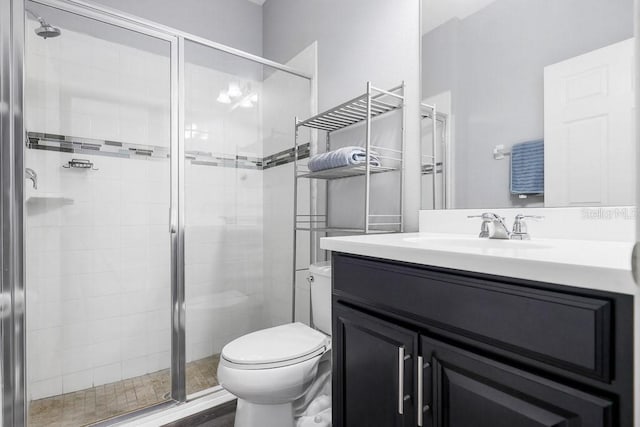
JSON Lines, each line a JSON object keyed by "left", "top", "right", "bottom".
{"left": 0, "top": 292, "right": 11, "bottom": 319}
{"left": 169, "top": 208, "right": 177, "bottom": 234}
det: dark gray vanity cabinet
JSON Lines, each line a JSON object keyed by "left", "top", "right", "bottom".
{"left": 331, "top": 253, "right": 633, "bottom": 427}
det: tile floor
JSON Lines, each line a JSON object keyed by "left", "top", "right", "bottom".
{"left": 28, "top": 355, "right": 221, "bottom": 427}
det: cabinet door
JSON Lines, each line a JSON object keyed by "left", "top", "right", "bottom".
{"left": 421, "top": 336, "right": 614, "bottom": 427}
{"left": 333, "top": 303, "right": 418, "bottom": 427}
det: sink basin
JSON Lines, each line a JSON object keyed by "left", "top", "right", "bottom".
{"left": 402, "top": 236, "right": 552, "bottom": 250}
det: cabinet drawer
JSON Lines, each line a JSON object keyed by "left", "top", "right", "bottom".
{"left": 333, "top": 254, "right": 612, "bottom": 381}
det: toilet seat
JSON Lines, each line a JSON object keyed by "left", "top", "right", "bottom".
{"left": 221, "top": 322, "right": 329, "bottom": 370}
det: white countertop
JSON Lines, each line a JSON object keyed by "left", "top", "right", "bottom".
{"left": 321, "top": 232, "right": 638, "bottom": 295}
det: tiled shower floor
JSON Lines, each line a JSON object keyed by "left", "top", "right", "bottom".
{"left": 28, "top": 354, "right": 221, "bottom": 427}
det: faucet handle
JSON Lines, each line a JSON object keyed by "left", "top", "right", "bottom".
{"left": 468, "top": 213, "right": 491, "bottom": 238}
{"left": 511, "top": 214, "right": 544, "bottom": 240}
{"left": 515, "top": 214, "right": 544, "bottom": 221}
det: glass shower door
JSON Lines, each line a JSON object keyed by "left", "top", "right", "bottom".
{"left": 182, "top": 39, "right": 312, "bottom": 397}
{"left": 23, "top": 2, "right": 175, "bottom": 425}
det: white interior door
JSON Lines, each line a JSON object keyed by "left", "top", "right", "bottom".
{"left": 544, "top": 38, "right": 635, "bottom": 207}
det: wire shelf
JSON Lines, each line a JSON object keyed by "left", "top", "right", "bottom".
{"left": 296, "top": 88, "right": 404, "bottom": 133}
{"left": 297, "top": 164, "right": 397, "bottom": 180}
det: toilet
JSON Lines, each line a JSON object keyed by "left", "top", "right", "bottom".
{"left": 217, "top": 262, "right": 332, "bottom": 427}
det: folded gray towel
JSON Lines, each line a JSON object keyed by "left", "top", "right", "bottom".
{"left": 307, "top": 146, "right": 381, "bottom": 172}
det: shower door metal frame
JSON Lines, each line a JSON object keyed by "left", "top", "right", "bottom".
{"left": 1, "top": 0, "right": 27, "bottom": 425}
{"left": 5, "top": 0, "right": 312, "bottom": 425}
{"left": 20, "top": 0, "right": 186, "bottom": 422}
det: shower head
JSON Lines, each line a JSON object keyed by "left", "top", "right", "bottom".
{"left": 25, "top": 8, "right": 61, "bottom": 39}
{"left": 34, "top": 22, "right": 61, "bottom": 39}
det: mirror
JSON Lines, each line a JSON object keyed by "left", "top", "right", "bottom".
{"left": 420, "top": 0, "right": 636, "bottom": 209}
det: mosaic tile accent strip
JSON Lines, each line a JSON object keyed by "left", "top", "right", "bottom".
{"left": 27, "top": 132, "right": 310, "bottom": 171}
{"left": 186, "top": 150, "right": 263, "bottom": 170}
{"left": 27, "top": 132, "right": 170, "bottom": 161}
{"left": 262, "top": 143, "right": 310, "bottom": 170}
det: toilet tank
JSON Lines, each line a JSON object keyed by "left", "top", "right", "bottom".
{"left": 309, "top": 262, "right": 332, "bottom": 336}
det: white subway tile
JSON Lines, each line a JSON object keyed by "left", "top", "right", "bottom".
{"left": 146, "top": 351, "right": 170, "bottom": 373}
{"left": 121, "top": 226, "right": 149, "bottom": 248}
{"left": 61, "top": 347, "right": 92, "bottom": 375}
{"left": 89, "top": 339, "right": 121, "bottom": 367}
{"left": 86, "top": 294, "right": 121, "bottom": 320}
{"left": 120, "top": 313, "right": 147, "bottom": 339}
{"left": 62, "top": 370, "right": 93, "bottom": 394}
{"left": 59, "top": 250, "right": 93, "bottom": 277}
{"left": 92, "top": 226, "right": 121, "bottom": 249}
{"left": 120, "top": 266, "right": 148, "bottom": 292}
{"left": 61, "top": 275, "right": 89, "bottom": 301}
{"left": 120, "top": 291, "right": 148, "bottom": 316}
{"left": 120, "top": 335, "right": 148, "bottom": 360}
{"left": 93, "top": 362, "right": 122, "bottom": 386}
{"left": 91, "top": 251, "right": 122, "bottom": 276}
{"left": 61, "top": 299, "right": 87, "bottom": 326}
{"left": 121, "top": 357, "right": 148, "bottom": 379}
{"left": 89, "top": 318, "right": 122, "bottom": 344}
{"left": 61, "top": 322, "right": 90, "bottom": 350}
{"left": 30, "top": 377, "right": 63, "bottom": 400}
{"left": 30, "top": 327, "right": 63, "bottom": 355}
{"left": 29, "top": 350, "right": 62, "bottom": 381}
{"left": 121, "top": 203, "right": 149, "bottom": 226}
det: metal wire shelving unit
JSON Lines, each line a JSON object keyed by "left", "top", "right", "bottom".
{"left": 291, "top": 82, "right": 405, "bottom": 299}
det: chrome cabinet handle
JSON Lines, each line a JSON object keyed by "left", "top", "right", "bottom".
{"left": 398, "top": 346, "right": 405, "bottom": 415}
{"left": 398, "top": 347, "right": 412, "bottom": 416}
{"left": 417, "top": 356, "right": 432, "bottom": 426}
{"left": 417, "top": 355, "right": 423, "bottom": 426}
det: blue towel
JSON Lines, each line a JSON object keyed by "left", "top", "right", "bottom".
{"left": 510, "top": 139, "right": 544, "bottom": 195}
{"left": 307, "top": 146, "right": 381, "bottom": 172}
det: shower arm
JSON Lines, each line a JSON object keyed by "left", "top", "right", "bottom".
{"left": 25, "top": 8, "right": 47, "bottom": 26}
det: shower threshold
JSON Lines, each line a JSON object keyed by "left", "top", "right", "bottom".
{"left": 28, "top": 354, "right": 221, "bottom": 427}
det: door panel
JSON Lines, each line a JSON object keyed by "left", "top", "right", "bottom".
{"left": 422, "top": 336, "right": 613, "bottom": 427}
{"left": 333, "top": 303, "right": 418, "bottom": 427}
{"left": 544, "top": 38, "right": 635, "bottom": 206}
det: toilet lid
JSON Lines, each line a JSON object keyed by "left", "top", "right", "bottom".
{"left": 221, "top": 322, "right": 328, "bottom": 368}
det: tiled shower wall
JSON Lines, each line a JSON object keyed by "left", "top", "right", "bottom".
{"left": 25, "top": 150, "right": 173, "bottom": 400}
{"left": 24, "top": 20, "right": 306, "bottom": 400}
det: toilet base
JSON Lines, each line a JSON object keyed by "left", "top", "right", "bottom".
{"left": 234, "top": 399, "right": 294, "bottom": 427}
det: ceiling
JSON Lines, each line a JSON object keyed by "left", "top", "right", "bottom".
{"left": 422, "top": 0, "right": 498, "bottom": 33}
{"left": 246, "top": 0, "right": 267, "bottom": 5}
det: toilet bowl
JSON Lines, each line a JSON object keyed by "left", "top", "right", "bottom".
{"left": 217, "top": 262, "right": 332, "bottom": 427}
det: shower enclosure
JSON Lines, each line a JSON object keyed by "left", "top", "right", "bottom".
{"left": 1, "top": 0, "right": 312, "bottom": 425}
{"left": 420, "top": 103, "right": 448, "bottom": 209}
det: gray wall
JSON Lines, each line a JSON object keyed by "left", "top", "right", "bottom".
{"left": 263, "top": 0, "right": 422, "bottom": 230}
{"left": 90, "top": 0, "right": 263, "bottom": 56}
{"left": 422, "top": 0, "right": 634, "bottom": 208}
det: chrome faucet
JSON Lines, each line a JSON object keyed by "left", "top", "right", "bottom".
{"left": 468, "top": 212, "right": 511, "bottom": 239}
{"left": 25, "top": 168, "right": 38, "bottom": 189}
